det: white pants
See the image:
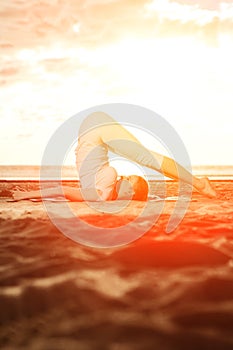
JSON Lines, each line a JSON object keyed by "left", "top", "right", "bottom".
{"left": 75, "top": 112, "right": 163, "bottom": 200}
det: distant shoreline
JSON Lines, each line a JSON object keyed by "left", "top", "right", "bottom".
{"left": 0, "top": 165, "right": 233, "bottom": 181}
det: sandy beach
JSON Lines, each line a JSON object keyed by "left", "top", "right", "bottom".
{"left": 0, "top": 180, "right": 233, "bottom": 349}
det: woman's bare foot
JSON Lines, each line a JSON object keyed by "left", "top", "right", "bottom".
{"left": 195, "top": 177, "right": 217, "bottom": 198}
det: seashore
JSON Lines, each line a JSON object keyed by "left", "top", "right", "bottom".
{"left": 0, "top": 180, "right": 233, "bottom": 349}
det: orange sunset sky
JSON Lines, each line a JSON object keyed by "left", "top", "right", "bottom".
{"left": 0, "top": 0, "right": 232, "bottom": 167}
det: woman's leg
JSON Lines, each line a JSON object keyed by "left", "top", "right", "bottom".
{"left": 80, "top": 112, "right": 217, "bottom": 198}
{"left": 11, "top": 185, "right": 104, "bottom": 202}
{"left": 11, "top": 186, "right": 81, "bottom": 201}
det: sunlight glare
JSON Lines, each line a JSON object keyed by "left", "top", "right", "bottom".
{"left": 72, "top": 22, "right": 81, "bottom": 33}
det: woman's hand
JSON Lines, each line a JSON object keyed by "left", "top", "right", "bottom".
{"left": 12, "top": 187, "right": 28, "bottom": 201}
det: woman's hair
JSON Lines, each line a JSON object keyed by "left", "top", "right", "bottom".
{"left": 115, "top": 175, "right": 148, "bottom": 201}
{"left": 128, "top": 175, "right": 149, "bottom": 201}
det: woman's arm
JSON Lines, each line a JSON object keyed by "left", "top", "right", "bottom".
{"left": 12, "top": 186, "right": 102, "bottom": 201}
{"left": 12, "top": 188, "right": 44, "bottom": 200}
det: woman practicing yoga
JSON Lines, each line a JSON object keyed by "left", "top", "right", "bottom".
{"left": 12, "top": 111, "right": 217, "bottom": 201}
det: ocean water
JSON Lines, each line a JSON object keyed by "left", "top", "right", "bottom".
{"left": 0, "top": 165, "right": 233, "bottom": 180}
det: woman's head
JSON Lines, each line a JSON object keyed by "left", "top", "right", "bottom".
{"left": 115, "top": 175, "right": 148, "bottom": 201}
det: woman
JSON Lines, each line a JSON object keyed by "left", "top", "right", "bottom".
{"left": 12, "top": 111, "right": 217, "bottom": 201}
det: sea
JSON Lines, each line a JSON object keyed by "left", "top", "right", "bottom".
{"left": 0, "top": 165, "right": 233, "bottom": 181}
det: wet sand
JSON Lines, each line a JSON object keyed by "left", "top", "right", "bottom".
{"left": 0, "top": 180, "right": 233, "bottom": 349}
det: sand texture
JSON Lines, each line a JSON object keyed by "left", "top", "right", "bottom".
{"left": 0, "top": 180, "right": 233, "bottom": 349}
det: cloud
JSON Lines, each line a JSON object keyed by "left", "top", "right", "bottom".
{"left": 0, "top": 0, "right": 233, "bottom": 88}
{"left": 169, "top": 0, "right": 221, "bottom": 11}
{"left": 145, "top": 0, "right": 220, "bottom": 24}
{"left": 0, "top": 0, "right": 74, "bottom": 49}
{"left": 169, "top": 0, "right": 233, "bottom": 11}
{"left": 145, "top": 0, "right": 233, "bottom": 46}
{"left": 0, "top": 0, "right": 232, "bottom": 54}
{"left": 0, "top": 66, "right": 18, "bottom": 76}
{"left": 0, "top": 0, "right": 153, "bottom": 86}
{"left": 0, "top": 0, "right": 150, "bottom": 51}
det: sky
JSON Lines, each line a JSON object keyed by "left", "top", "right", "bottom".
{"left": 0, "top": 0, "right": 233, "bottom": 168}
